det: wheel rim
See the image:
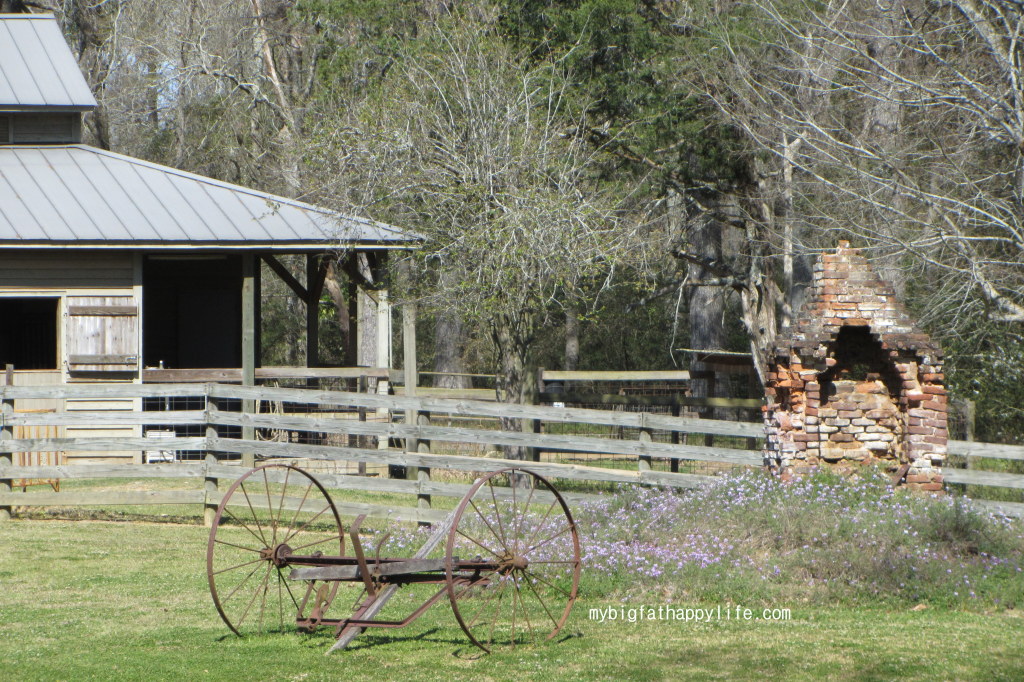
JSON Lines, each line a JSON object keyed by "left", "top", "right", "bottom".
{"left": 445, "top": 468, "right": 581, "bottom": 652}
{"left": 207, "top": 464, "right": 344, "bottom": 636}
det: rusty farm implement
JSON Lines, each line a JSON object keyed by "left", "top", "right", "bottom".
{"left": 206, "top": 464, "right": 582, "bottom": 653}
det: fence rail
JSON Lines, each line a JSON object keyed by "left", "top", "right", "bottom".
{"left": 0, "top": 382, "right": 1022, "bottom": 522}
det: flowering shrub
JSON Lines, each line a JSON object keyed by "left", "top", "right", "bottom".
{"left": 574, "top": 468, "right": 1024, "bottom": 608}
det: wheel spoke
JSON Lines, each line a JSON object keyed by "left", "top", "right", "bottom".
{"left": 523, "top": 571, "right": 562, "bottom": 630}
{"left": 514, "top": 480, "right": 537, "bottom": 555}
{"left": 280, "top": 481, "right": 314, "bottom": 547}
{"left": 288, "top": 534, "right": 341, "bottom": 554}
{"left": 274, "top": 467, "right": 292, "bottom": 544}
{"left": 236, "top": 563, "right": 271, "bottom": 629}
{"left": 219, "top": 562, "right": 264, "bottom": 605}
{"left": 523, "top": 568, "right": 572, "bottom": 600}
{"left": 239, "top": 482, "right": 269, "bottom": 546}
{"left": 487, "top": 480, "right": 510, "bottom": 549}
{"left": 512, "top": 571, "right": 535, "bottom": 645}
{"left": 263, "top": 468, "right": 277, "bottom": 546}
{"left": 281, "top": 504, "right": 331, "bottom": 546}
{"left": 455, "top": 529, "right": 502, "bottom": 559}
{"left": 212, "top": 555, "right": 266, "bottom": 576}
{"left": 524, "top": 525, "right": 572, "bottom": 556}
{"left": 214, "top": 538, "right": 262, "bottom": 553}
{"left": 485, "top": 580, "right": 509, "bottom": 650}
{"left": 468, "top": 498, "right": 508, "bottom": 551}
{"left": 522, "top": 498, "right": 558, "bottom": 552}
{"left": 222, "top": 506, "right": 267, "bottom": 547}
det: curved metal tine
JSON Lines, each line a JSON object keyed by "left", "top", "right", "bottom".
{"left": 521, "top": 498, "right": 559, "bottom": 553}
{"left": 521, "top": 571, "right": 562, "bottom": 631}
{"left": 239, "top": 482, "right": 269, "bottom": 546}
{"left": 219, "top": 562, "right": 264, "bottom": 606}
{"left": 467, "top": 497, "right": 508, "bottom": 554}
{"left": 279, "top": 480, "right": 315, "bottom": 547}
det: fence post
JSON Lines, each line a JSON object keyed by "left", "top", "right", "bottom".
{"left": 413, "top": 413, "right": 432, "bottom": 526}
{"left": 638, "top": 412, "right": 653, "bottom": 472}
{"left": 670, "top": 401, "right": 681, "bottom": 473}
{"left": 204, "top": 389, "right": 219, "bottom": 527}
{"left": 0, "top": 383, "right": 12, "bottom": 522}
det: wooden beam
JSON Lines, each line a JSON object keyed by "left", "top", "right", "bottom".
{"left": 306, "top": 254, "right": 328, "bottom": 369}
{"left": 262, "top": 254, "right": 307, "bottom": 300}
{"left": 241, "top": 254, "right": 256, "bottom": 467}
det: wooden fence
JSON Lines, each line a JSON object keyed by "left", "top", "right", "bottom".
{"left": 0, "top": 382, "right": 1022, "bottom": 523}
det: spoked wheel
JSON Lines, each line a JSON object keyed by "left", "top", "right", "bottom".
{"left": 444, "top": 468, "right": 581, "bottom": 653}
{"left": 207, "top": 464, "right": 344, "bottom": 636}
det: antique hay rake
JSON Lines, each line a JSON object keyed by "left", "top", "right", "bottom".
{"left": 206, "top": 464, "right": 581, "bottom": 653}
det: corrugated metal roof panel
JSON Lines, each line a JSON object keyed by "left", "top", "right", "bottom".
{"left": 0, "top": 15, "right": 97, "bottom": 111}
{"left": 0, "top": 145, "right": 420, "bottom": 248}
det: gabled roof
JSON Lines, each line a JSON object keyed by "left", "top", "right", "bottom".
{"left": 0, "top": 145, "right": 420, "bottom": 249}
{"left": 0, "top": 14, "right": 97, "bottom": 111}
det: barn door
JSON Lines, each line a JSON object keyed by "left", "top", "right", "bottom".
{"left": 65, "top": 296, "right": 139, "bottom": 374}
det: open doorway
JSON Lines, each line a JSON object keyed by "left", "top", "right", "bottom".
{"left": 142, "top": 255, "right": 242, "bottom": 368}
{"left": 0, "top": 298, "right": 58, "bottom": 370}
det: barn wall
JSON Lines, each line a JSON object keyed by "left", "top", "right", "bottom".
{"left": 0, "top": 250, "right": 141, "bottom": 463}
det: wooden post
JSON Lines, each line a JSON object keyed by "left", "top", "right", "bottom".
{"left": 204, "top": 390, "right": 219, "bottom": 527}
{"left": 965, "top": 399, "right": 976, "bottom": 470}
{"left": 639, "top": 412, "right": 653, "bottom": 472}
{"left": 670, "top": 401, "right": 681, "bottom": 473}
{"left": 0, "top": 371, "right": 12, "bottom": 522}
{"left": 414, "top": 413, "right": 432, "bottom": 525}
{"left": 357, "top": 375, "right": 367, "bottom": 476}
{"left": 241, "top": 254, "right": 256, "bottom": 468}
{"left": 306, "top": 254, "right": 320, "bottom": 370}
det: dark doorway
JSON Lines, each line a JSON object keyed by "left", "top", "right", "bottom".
{"left": 143, "top": 256, "right": 242, "bottom": 368}
{"left": 0, "top": 298, "right": 58, "bottom": 370}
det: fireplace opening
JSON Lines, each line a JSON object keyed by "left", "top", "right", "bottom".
{"left": 818, "top": 326, "right": 902, "bottom": 405}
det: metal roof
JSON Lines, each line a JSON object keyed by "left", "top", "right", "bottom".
{"left": 0, "top": 14, "right": 97, "bottom": 111}
{"left": 0, "top": 145, "right": 420, "bottom": 249}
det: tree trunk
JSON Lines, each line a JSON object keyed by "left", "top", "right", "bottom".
{"left": 492, "top": 317, "right": 536, "bottom": 464}
{"left": 564, "top": 306, "right": 580, "bottom": 371}
{"left": 433, "top": 310, "right": 471, "bottom": 389}
{"left": 687, "top": 199, "right": 727, "bottom": 411}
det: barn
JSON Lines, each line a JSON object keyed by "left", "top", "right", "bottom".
{"left": 0, "top": 13, "right": 420, "bottom": 462}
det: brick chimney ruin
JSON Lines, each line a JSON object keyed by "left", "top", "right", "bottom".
{"left": 763, "top": 242, "right": 946, "bottom": 490}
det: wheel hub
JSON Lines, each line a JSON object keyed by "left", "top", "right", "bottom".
{"left": 259, "top": 543, "right": 293, "bottom": 567}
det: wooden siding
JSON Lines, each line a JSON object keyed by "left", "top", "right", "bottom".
{"left": 0, "top": 252, "right": 134, "bottom": 289}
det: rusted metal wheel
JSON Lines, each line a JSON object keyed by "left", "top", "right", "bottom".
{"left": 207, "top": 464, "right": 344, "bottom": 636}
{"left": 444, "top": 468, "right": 581, "bottom": 653}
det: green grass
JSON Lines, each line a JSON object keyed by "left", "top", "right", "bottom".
{"left": 1, "top": 519, "right": 1023, "bottom": 681}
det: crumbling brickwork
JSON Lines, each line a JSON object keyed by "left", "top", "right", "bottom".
{"left": 764, "top": 242, "right": 946, "bottom": 490}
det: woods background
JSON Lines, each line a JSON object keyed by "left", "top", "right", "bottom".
{"left": 6, "top": 0, "right": 1023, "bottom": 444}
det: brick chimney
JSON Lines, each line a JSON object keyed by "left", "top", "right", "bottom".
{"left": 763, "top": 242, "right": 946, "bottom": 490}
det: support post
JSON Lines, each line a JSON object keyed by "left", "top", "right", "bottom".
{"left": 414, "top": 413, "right": 432, "bottom": 525}
{"left": 241, "top": 254, "right": 256, "bottom": 468}
{"left": 639, "top": 413, "right": 653, "bottom": 472}
{"left": 670, "top": 402, "right": 681, "bottom": 473}
{"left": 965, "top": 399, "right": 976, "bottom": 470}
{"left": 0, "top": 370, "right": 12, "bottom": 522}
{"left": 306, "top": 254, "right": 328, "bottom": 372}
{"left": 204, "top": 390, "right": 219, "bottom": 527}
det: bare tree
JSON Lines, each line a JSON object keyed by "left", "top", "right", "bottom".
{"left": 703, "top": 0, "right": 1024, "bottom": 329}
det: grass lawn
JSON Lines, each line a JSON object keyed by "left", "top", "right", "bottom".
{"left": 1, "top": 519, "right": 1023, "bottom": 681}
